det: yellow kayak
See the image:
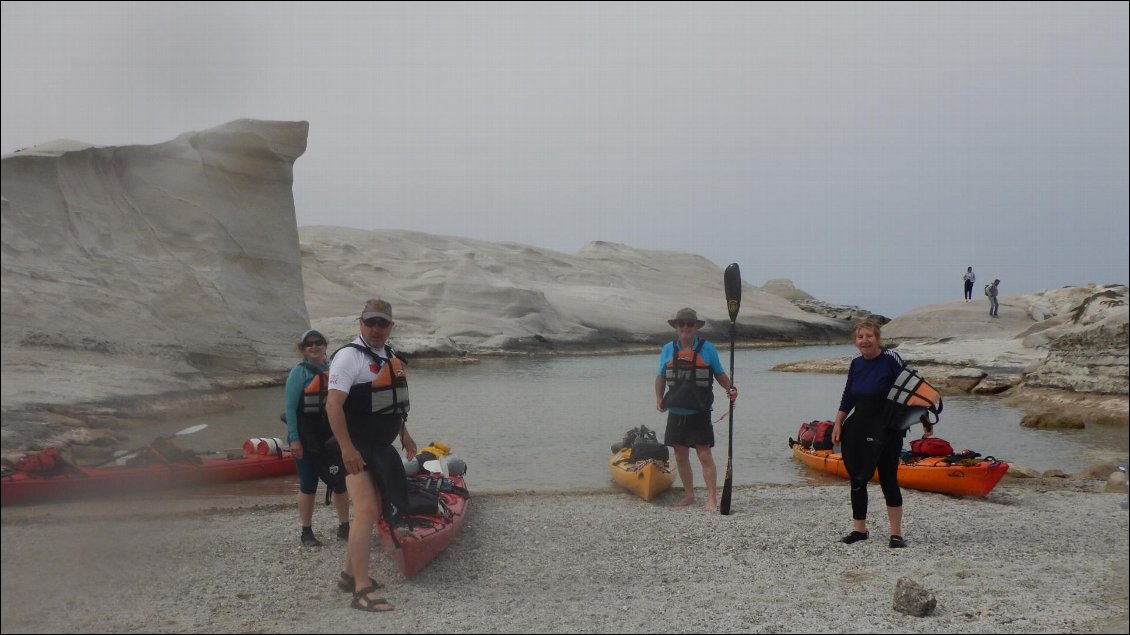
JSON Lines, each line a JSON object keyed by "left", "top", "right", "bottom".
{"left": 609, "top": 448, "right": 674, "bottom": 501}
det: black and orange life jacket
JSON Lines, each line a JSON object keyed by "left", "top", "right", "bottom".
{"left": 662, "top": 339, "right": 714, "bottom": 411}
{"left": 298, "top": 361, "right": 334, "bottom": 449}
{"left": 341, "top": 341, "right": 413, "bottom": 420}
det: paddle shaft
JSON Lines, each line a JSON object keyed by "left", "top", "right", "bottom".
{"left": 720, "top": 262, "right": 741, "bottom": 516}
{"left": 93, "top": 424, "right": 208, "bottom": 467}
{"left": 720, "top": 321, "right": 736, "bottom": 514}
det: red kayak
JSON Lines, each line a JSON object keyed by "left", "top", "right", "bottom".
{"left": 1, "top": 444, "right": 295, "bottom": 506}
{"left": 377, "top": 473, "right": 471, "bottom": 577}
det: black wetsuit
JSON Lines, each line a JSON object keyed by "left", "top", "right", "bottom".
{"left": 838, "top": 349, "right": 905, "bottom": 520}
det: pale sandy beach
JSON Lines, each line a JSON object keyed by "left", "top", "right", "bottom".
{"left": 2, "top": 479, "right": 1126, "bottom": 634}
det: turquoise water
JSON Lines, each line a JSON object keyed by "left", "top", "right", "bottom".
{"left": 134, "top": 345, "right": 1129, "bottom": 494}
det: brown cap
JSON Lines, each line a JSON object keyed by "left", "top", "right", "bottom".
{"left": 360, "top": 298, "right": 393, "bottom": 321}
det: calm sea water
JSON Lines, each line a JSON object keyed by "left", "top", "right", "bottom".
{"left": 131, "top": 345, "right": 1129, "bottom": 495}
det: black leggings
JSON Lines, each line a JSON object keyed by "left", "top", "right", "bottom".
{"left": 841, "top": 416, "right": 903, "bottom": 520}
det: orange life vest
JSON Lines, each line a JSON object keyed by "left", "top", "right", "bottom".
{"left": 340, "top": 343, "right": 411, "bottom": 419}
{"left": 662, "top": 339, "right": 714, "bottom": 411}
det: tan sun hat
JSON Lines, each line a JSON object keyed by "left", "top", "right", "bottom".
{"left": 667, "top": 307, "right": 705, "bottom": 328}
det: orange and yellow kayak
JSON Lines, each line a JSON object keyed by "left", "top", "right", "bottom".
{"left": 609, "top": 448, "right": 675, "bottom": 501}
{"left": 788, "top": 438, "right": 1009, "bottom": 497}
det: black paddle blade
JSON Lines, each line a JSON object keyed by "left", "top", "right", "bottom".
{"left": 724, "top": 263, "right": 742, "bottom": 323}
{"left": 720, "top": 460, "right": 733, "bottom": 515}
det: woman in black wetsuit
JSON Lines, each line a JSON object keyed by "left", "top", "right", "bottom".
{"left": 830, "top": 319, "right": 909, "bottom": 548}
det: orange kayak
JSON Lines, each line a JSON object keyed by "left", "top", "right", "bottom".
{"left": 788, "top": 438, "right": 1009, "bottom": 497}
{"left": 609, "top": 448, "right": 675, "bottom": 501}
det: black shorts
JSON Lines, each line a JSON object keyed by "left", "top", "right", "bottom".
{"left": 664, "top": 411, "right": 715, "bottom": 448}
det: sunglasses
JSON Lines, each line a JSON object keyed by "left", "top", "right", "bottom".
{"left": 675, "top": 321, "right": 698, "bottom": 328}
{"left": 303, "top": 340, "right": 326, "bottom": 348}
{"left": 362, "top": 317, "right": 392, "bottom": 328}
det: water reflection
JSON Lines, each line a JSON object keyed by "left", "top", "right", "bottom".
{"left": 129, "top": 345, "right": 1128, "bottom": 494}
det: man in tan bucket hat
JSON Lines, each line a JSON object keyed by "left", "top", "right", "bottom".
{"left": 654, "top": 307, "right": 738, "bottom": 512}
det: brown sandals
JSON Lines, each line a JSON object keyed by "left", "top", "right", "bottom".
{"left": 351, "top": 586, "right": 393, "bottom": 612}
{"left": 337, "top": 571, "right": 384, "bottom": 592}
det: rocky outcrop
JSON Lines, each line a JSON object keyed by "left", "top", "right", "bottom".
{"left": 776, "top": 285, "right": 1128, "bottom": 428}
{"left": 882, "top": 285, "right": 1128, "bottom": 428}
{"left": 1, "top": 120, "right": 310, "bottom": 449}
{"left": 1021, "top": 287, "right": 1129, "bottom": 395}
{"left": 299, "top": 231, "right": 856, "bottom": 355}
{"left": 761, "top": 278, "right": 887, "bottom": 323}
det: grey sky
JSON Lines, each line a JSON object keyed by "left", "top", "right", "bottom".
{"left": 3, "top": 2, "right": 1127, "bottom": 317}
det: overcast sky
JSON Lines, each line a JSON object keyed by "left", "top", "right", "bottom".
{"left": 3, "top": 2, "right": 1127, "bottom": 317}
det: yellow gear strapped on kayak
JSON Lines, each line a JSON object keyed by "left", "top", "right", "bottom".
{"left": 419, "top": 442, "right": 450, "bottom": 458}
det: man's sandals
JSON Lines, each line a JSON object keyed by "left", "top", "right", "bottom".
{"left": 351, "top": 586, "right": 393, "bottom": 612}
{"left": 337, "top": 571, "right": 384, "bottom": 592}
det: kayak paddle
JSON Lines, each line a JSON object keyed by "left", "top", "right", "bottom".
{"left": 720, "top": 263, "right": 741, "bottom": 516}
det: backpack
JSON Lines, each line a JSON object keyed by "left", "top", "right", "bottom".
{"left": 909, "top": 437, "right": 955, "bottom": 456}
{"left": 796, "top": 420, "right": 835, "bottom": 450}
{"left": 401, "top": 475, "right": 471, "bottom": 516}
{"left": 628, "top": 425, "right": 669, "bottom": 461}
{"left": 984, "top": 284, "right": 991, "bottom": 296}
{"left": 612, "top": 425, "right": 668, "bottom": 459}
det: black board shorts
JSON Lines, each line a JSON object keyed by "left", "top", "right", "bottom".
{"left": 663, "top": 411, "right": 715, "bottom": 448}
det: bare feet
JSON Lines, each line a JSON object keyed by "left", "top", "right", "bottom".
{"left": 704, "top": 501, "right": 717, "bottom": 513}
{"left": 672, "top": 495, "right": 695, "bottom": 507}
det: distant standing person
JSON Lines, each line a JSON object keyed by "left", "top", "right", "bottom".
{"left": 284, "top": 329, "right": 351, "bottom": 547}
{"left": 654, "top": 307, "right": 738, "bottom": 512}
{"left": 326, "top": 298, "right": 416, "bottom": 612}
{"left": 963, "top": 267, "right": 976, "bottom": 302}
{"left": 988, "top": 279, "right": 1000, "bottom": 317}
{"left": 830, "top": 319, "right": 909, "bottom": 548}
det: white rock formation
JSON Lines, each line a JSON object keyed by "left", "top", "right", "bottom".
{"left": 0, "top": 120, "right": 855, "bottom": 455}
{"left": 884, "top": 285, "right": 1128, "bottom": 394}
{"left": 299, "top": 228, "right": 855, "bottom": 354}
{"left": 1, "top": 120, "right": 310, "bottom": 437}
